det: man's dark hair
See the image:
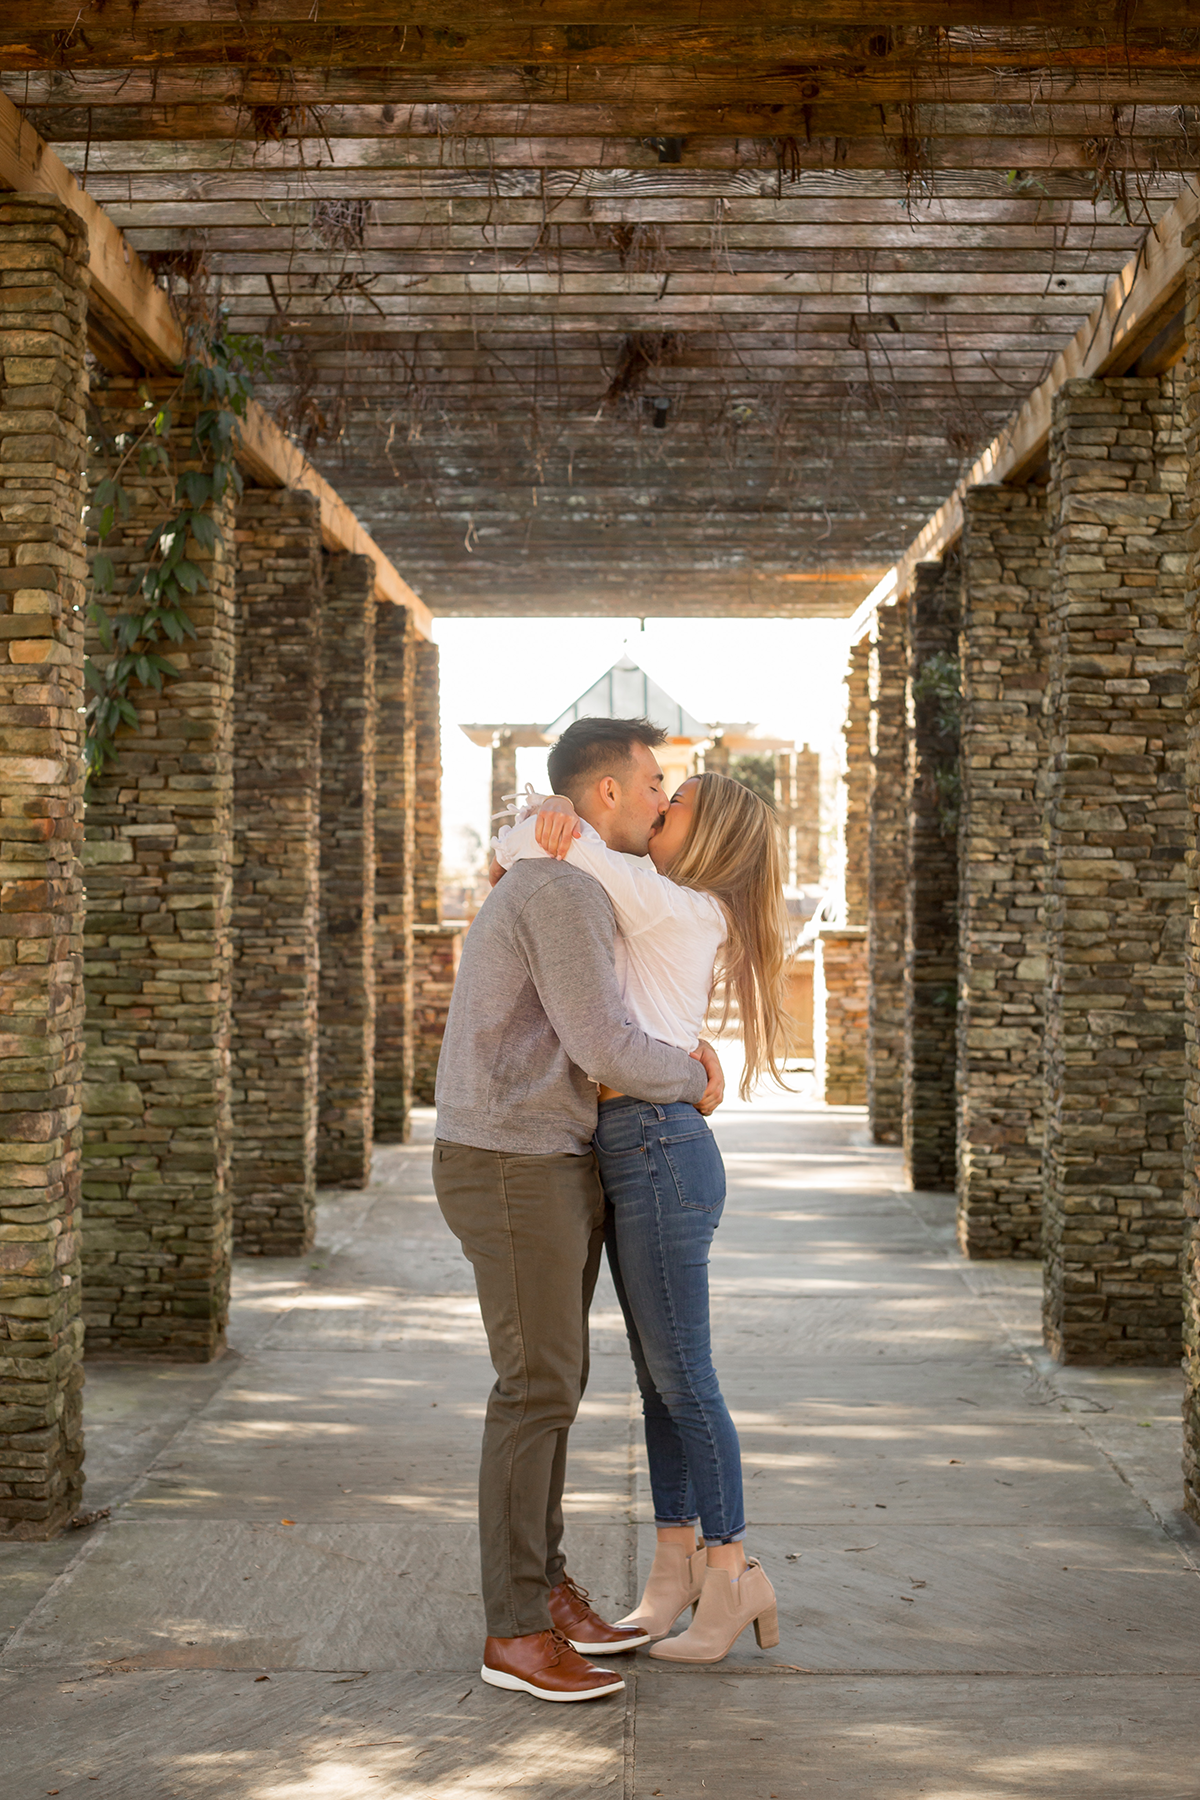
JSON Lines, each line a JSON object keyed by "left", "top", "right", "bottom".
{"left": 547, "top": 716, "right": 667, "bottom": 802}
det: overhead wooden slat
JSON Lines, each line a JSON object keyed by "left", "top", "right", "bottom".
{"left": 4, "top": 11, "right": 1200, "bottom": 619}
{"left": 0, "top": 1, "right": 1189, "bottom": 25}
{"left": 850, "top": 172, "right": 1199, "bottom": 639}
{"left": 0, "top": 88, "right": 432, "bottom": 634}
{"left": 14, "top": 99, "right": 1200, "bottom": 146}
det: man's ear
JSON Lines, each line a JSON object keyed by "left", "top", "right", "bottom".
{"left": 595, "top": 775, "right": 619, "bottom": 811}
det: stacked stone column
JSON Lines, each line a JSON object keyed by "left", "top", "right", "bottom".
{"left": 793, "top": 747, "right": 820, "bottom": 884}
{"left": 230, "top": 489, "right": 323, "bottom": 1254}
{"left": 489, "top": 731, "right": 517, "bottom": 830}
{"left": 317, "top": 554, "right": 376, "bottom": 1187}
{"left": 1043, "top": 374, "right": 1188, "bottom": 1364}
{"left": 1184, "top": 226, "right": 1200, "bottom": 1517}
{"left": 814, "top": 638, "right": 869, "bottom": 1107}
{"left": 955, "top": 488, "right": 1050, "bottom": 1257}
{"left": 374, "top": 600, "right": 416, "bottom": 1143}
{"left": 83, "top": 382, "right": 237, "bottom": 1358}
{"left": 412, "top": 638, "right": 461, "bottom": 1104}
{"left": 776, "top": 746, "right": 820, "bottom": 887}
{"left": 0, "top": 199, "right": 89, "bottom": 1536}
{"left": 903, "top": 557, "right": 962, "bottom": 1190}
{"left": 867, "top": 601, "right": 907, "bottom": 1144}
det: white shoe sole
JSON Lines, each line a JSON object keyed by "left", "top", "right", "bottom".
{"left": 566, "top": 1631, "right": 651, "bottom": 1654}
{"left": 481, "top": 1664, "right": 625, "bottom": 1702}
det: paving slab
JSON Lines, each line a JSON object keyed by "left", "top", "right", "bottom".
{"left": 104, "top": 1348, "right": 639, "bottom": 1524}
{"left": 4, "top": 1093, "right": 1200, "bottom": 1799}
{"left": 2, "top": 1520, "right": 636, "bottom": 1673}
{"left": 0, "top": 1666, "right": 627, "bottom": 1798}
{"left": 631, "top": 1672, "right": 1200, "bottom": 1800}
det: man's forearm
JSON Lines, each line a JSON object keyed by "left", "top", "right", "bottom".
{"left": 576, "top": 1022, "right": 708, "bottom": 1106}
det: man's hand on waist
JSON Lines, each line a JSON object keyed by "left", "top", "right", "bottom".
{"left": 690, "top": 1040, "right": 724, "bottom": 1115}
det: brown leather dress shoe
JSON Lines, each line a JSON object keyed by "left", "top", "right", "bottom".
{"left": 547, "top": 1575, "right": 651, "bottom": 1654}
{"left": 481, "top": 1628, "right": 626, "bottom": 1702}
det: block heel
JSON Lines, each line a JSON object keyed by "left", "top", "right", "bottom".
{"left": 649, "top": 1559, "right": 779, "bottom": 1665}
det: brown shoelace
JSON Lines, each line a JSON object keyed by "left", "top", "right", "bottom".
{"left": 544, "top": 1628, "right": 575, "bottom": 1666}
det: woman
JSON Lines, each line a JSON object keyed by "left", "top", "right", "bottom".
{"left": 493, "top": 770, "right": 790, "bottom": 1664}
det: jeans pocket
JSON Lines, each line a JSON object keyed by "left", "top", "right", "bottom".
{"left": 659, "top": 1128, "right": 726, "bottom": 1213}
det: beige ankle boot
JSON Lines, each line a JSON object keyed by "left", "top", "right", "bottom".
{"left": 615, "top": 1542, "right": 705, "bottom": 1640}
{"left": 648, "top": 1558, "right": 778, "bottom": 1664}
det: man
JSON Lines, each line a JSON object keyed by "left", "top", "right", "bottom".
{"left": 433, "top": 716, "right": 723, "bottom": 1704}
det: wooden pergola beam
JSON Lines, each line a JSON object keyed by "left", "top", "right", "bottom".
{"left": 849, "top": 177, "right": 1198, "bottom": 639}
{"left": 0, "top": 91, "right": 432, "bottom": 637}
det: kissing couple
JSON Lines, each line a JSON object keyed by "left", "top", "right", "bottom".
{"left": 433, "top": 714, "right": 791, "bottom": 1703}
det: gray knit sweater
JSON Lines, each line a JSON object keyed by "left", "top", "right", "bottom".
{"left": 434, "top": 858, "right": 708, "bottom": 1155}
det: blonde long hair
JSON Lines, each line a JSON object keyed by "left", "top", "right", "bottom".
{"left": 667, "top": 772, "right": 791, "bottom": 1100}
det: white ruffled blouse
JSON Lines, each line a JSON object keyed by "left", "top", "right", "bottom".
{"left": 494, "top": 790, "right": 727, "bottom": 1052}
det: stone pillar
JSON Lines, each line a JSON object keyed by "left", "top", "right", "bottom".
{"left": 815, "top": 643, "right": 870, "bottom": 1107}
{"left": 956, "top": 487, "right": 1050, "bottom": 1258}
{"left": 83, "top": 382, "right": 237, "bottom": 1358}
{"left": 410, "top": 638, "right": 453, "bottom": 1101}
{"left": 412, "top": 922, "right": 466, "bottom": 1103}
{"left": 0, "top": 198, "right": 89, "bottom": 1537}
{"left": 317, "top": 554, "right": 376, "bottom": 1187}
{"left": 903, "top": 557, "right": 962, "bottom": 1191}
{"left": 813, "top": 927, "right": 868, "bottom": 1106}
{"left": 374, "top": 601, "right": 416, "bottom": 1144}
{"left": 413, "top": 637, "right": 441, "bottom": 928}
{"left": 490, "top": 731, "right": 517, "bottom": 831}
{"left": 843, "top": 638, "right": 870, "bottom": 927}
{"left": 1185, "top": 226, "right": 1200, "bottom": 1520}
{"left": 867, "top": 601, "right": 907, "bottom": 1145}
{"left": 230, "top": 489, "right": 322, "bottom": 1255}
{"left": 705, "top": 736, "right": 730, "bottom": 776}
{"left": 1043, "top": 374, "right": 1188, "bottom": 1364}
{"left": 793, "top": 746, "right": 820, "bottom": 885}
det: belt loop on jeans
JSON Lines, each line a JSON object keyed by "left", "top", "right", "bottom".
{"left": 651, "top": 1104, "right": 666, "bottom": 1122}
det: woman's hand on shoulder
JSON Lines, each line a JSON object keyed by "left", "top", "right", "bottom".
{"left": 535, "top": 794, "right": 582, "bottom": 860}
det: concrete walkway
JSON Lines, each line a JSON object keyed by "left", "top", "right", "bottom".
{"left": 4, "top": 1088, "right": 1200, "bottom": 1798}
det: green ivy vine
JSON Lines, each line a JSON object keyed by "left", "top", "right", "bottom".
{"left": 911, "top": 650, "right": 962, "bottom": 839}
{"left": 84, "top": 317, "right": 275, "bottom": 790}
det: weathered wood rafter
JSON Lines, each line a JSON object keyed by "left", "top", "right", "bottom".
{"left": 4, "top": 4, "right": 1200, "bottom": 616}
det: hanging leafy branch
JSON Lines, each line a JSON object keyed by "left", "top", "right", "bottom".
{"left": 84, "top": 317, "right": 276, "bottom": 790}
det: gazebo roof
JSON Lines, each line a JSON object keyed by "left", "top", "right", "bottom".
{"left": 543, "top": 654, "right": 710, "bottom": 743}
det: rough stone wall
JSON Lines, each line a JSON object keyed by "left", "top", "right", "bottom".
{"left": 230, "top": 489, "right": 322, "bottom": 1255}
{"left": 813, "top": 927, "right": 868, "bottom": 1105}
{"left": 374, "top": 600, "right": 416, "bottom": 1144}
{"left": 956, "top": 487, "right": 1050, "bottom": 1258}
{"left": 1185, "top": 227, "right": 1200, "bottom": 1521}
{"left": 903, "top": 557, "right": 962, "bottom": 1191}
{"left": 82, "top": 382, "right": 237, "bottom": 1358}
{"left": 867, "top": 600, "right": 907, "bottom": 1145}
{"left": 843, "top": 639, "right": 870, "bottom": 926}
{"left": 317, "top": 554, "right": 376, "bottom": 1187}
{"left": 793, "top": 747, "right": 821, "bottom": 885}
{"left": 413, "top": 637, "right": 441, "bottom": 927}
{"left": 0, "top": 199, "right": 89, "bottom": 1536}
{"left": 412, "top": 923, "right": 465, "bottom": 1104}
{"left": 1043, "top": 374, "right": 1188, "bottom": 1365}
{"left": 490, "top": 735, "right": 517, "bottom": 833}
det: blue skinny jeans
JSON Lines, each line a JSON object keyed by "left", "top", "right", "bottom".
{"left": 593, "top": 1096, "right": 745, "bottom": 1545}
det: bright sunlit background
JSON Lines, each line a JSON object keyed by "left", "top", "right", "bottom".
{"left": 434, "top": 615, "right": 854, "bottom": 889}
